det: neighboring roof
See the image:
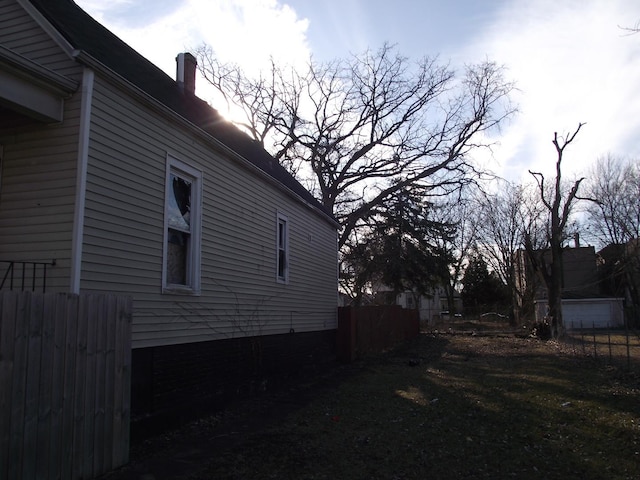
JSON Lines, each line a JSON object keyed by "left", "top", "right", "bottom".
{"left": 27, "top": 0, "right": 335, "bottom": 223}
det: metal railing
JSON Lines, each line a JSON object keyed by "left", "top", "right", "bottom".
{"left": 0, "top": 260, "right": 56, "bottom": 293}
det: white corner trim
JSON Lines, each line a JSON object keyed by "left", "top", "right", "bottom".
{"left": 70, "top": 68, "right": 94, "bottom": 294}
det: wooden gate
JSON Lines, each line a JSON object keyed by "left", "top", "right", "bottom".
{"left": 0, "top": 291, "right": 132, "bottom": 480}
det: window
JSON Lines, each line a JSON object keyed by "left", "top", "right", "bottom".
{"left": 276, "top": 212, "right": 289, "bottom": 283}
{"left": 163, "top": 156, "right": 201, "bottom": 293}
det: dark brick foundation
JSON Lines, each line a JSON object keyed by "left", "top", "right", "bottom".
{"left": 130, "top": 329, "right": 337, "bottom": 440}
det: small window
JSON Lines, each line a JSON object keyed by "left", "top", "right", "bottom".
{"left": 163, "top": 156, "right": 201, "bottom": 293}
{"left": 276, "top": 212, "right": 289, "bottom": 283}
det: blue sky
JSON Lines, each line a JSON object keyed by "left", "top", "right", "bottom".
{"left": 75, "top": 0, "right": 640, "bottom": 182}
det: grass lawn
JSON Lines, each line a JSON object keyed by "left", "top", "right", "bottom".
{"left": 194, "top": 331, "right": 640, "bottom": 480}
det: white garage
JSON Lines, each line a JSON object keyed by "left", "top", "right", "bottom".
{"left": 534, "top": 298, "right": 625, "bottom": 329}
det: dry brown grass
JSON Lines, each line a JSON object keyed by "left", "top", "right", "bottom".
{"left": 187, "top": 329, "right": 640, "bottom": 480}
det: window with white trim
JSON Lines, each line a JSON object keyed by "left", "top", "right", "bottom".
{"left": 276, "top": 212, "right": 289, "bottom": 283}
{"left": 163, "top": 156, "right": 202, "bottom": 293}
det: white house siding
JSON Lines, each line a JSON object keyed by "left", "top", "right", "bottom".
{"left": 0, "top": 5, "right": 82, "bottom": 292}
{"left": 534, "top": 298, "right": 625, "bottom": 329}
{"left": 80, "top": 76, "right": 338, "bottom": 348}
{"left": 0, "top": 1, "right": 78, "bottom": 79}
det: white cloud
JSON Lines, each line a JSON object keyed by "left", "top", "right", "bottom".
{"left": 75, "top": 0, "right": 311, "bottom": 79}
{"left": 75, "top": 0, "right": 640, "bottom": 182}
{"left": 463, "top": 0, "right": 640, "bottom": 181}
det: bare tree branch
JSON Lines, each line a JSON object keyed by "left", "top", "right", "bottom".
{"left": 196, "top": 44, "right": 515, "bottom": 249}
{"left": 525, "top": 123, "right": 586, "bottom": 339}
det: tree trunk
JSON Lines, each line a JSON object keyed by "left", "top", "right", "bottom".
{"left": 547, "top": 237, "right": 565, "bottom": 339}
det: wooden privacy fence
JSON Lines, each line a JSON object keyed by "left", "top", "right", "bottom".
{"left": 0, "top": 291, "right": 132, "bottom": 480}
{"left": 337, "top": 305, "right": 420, "bottom": 362}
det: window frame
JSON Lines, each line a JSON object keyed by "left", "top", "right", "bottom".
{"left": 276, "top": 212, "right": 289, "bottom": 284}
{"left": 162, "top": 155, "right": 202, "bottom": 295}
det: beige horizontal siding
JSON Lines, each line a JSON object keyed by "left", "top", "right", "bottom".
{"left": 0, "top": 92, "right": 83, "bottom": 292}
{"left": 81, "top": 77, "right": 337, "bottom": 348}
{"left": 0, "top": 1, "right": 80, "bottom": 78}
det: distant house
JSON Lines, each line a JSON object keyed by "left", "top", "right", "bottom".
{"left": 396, "top": 287, "right": 451, "bottom": 326}
{"left": 598, "top": 240, "right": 640, "bottom": 326}
{"left": 371, "top": 285, "right": 461, "bottom": 327}
{"left": 515, "top": 243, "right": 624, "bottom": 328}
{"left": 0, "top": 0, "right": 338, "bottom": 425}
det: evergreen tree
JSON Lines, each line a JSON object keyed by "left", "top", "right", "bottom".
{"left": 461, "top": 255, "right": 509, "bottom": 316}
{"left": 343, "top": 187, "right": 453, "bottom": 304}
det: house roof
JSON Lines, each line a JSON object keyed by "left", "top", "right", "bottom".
{"left": 27, "top": 0, "right": 336, "bottom": 223}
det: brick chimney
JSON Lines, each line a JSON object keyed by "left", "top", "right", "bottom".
{"left": 176, "top": 52, "right": 197, "bottom": 95}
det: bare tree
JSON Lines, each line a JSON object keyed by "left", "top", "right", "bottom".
{"left": 196, "top": 44, "right": 515, "bottom": 248}
{"left": 584, "top": 155, "right": 640, "bottom": 325}
{"left": 430, "top": 198, "right": 479, "bottom": 315}
{"left": 525, "top": 123, "right": 586, "bottom": 339}
{"left": 475, "top": 182, "right": 531, "bottom": 323}
{"left": 620, "top": 20, "right": 640, "bottom": 35}
{"left": 584, "top": 155, "right": 640, "bottom": 246}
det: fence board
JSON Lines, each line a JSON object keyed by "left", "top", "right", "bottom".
{"left": 112, "top": 295, "right": 132, "bottom": 467}
{"left": 93, "top": 294, "right": 107, "bottom": 476}
{"left": 72, "top": 293, "right": 89, "bottom": 480}
{"left": 337, "top": 306, "right": 420, "bottom": 362}
{"left": 0, "top": 291, "right": 132, "bottom": 480}
{"left": 82, "top": 295, "right": 98, "bottom": 478}
{"left": 0, "top": 293, "right": 18, "bottom": 480}
{"left": 8, "top": 293, "right": 29, "bottom": 480}
{"left": 23, "top": 293, "right": 44, "bottom": 480}
{"left": 60, "top": 294, "right": 79, "bottom": 480}
{"left": 103, "top": 295, "right": 116, "bottom": 472}
{"left": 48, "top": 294, "right": 67, "bottom": 479}
{"left": 35, "top": 293, "right": 56, "bottom": 480}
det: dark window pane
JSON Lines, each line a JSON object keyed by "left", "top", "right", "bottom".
{"left": 167, "top": 228, "right": 189, "bottom": 285}
{"left": 168, "top": 174, "right": 191, "bottom": 231}
{"left": 278, "top": 249, "right": 286, "bottom": 278}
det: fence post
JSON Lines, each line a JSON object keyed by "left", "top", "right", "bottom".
{"left": 607, "top": 325, "right": 612, "bottom": 363}
{"left": 626, "top": 322, "right": 631, "bottom": 371}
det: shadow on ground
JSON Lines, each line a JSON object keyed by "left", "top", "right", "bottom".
{"left": 102, "top": 332, "right": 640, "bottom": 480}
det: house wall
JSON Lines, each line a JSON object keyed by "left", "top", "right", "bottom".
{"left": 1, "top": 0, "right": 339, "bottom": 430}
{"left": 0, "top": 0, "right": 81, "bottom": 291}
{"left": 130, "top": 329, "right": 336, "bottom": 437}
{"left": 534, "top": 298, "right": 625, "bottom": 329}
{"left": 561, "top": 247, "right": 601, "bottom": 297}
{"left": 518, "top": 247, "right": 601, "bottom": 301}
{"left": 80, "top": 74, "right": 338, "bottom": 349}
{"left": 397, "top": 288, "right": 452, "bottom": 326}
